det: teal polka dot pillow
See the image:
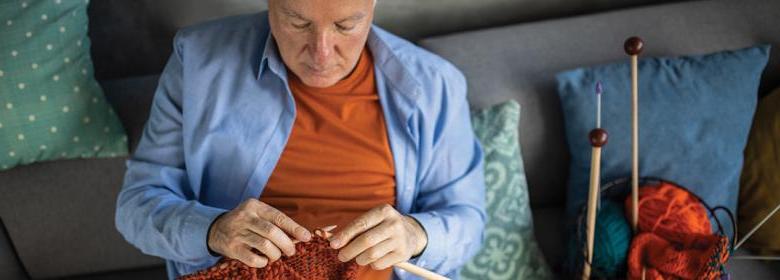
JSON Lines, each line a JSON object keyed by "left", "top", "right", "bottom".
{"left": 0, "top": 0, "right": 127, "bottom": 171}
{"left": 462, "top": 100, "right": 553, "bottom": 279}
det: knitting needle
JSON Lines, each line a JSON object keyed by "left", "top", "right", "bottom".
{"left": 735, "top": 201, "right": 780, "bottom": 250}
{"left": 394, "top": 262, "right": 450, "bottom": 280}
{"left": 291, "top": 225, "right": 339, "bottom": 244}
{"left": 582, "top": 82, "right": 608, "bottom": 280}
{"left": 596, "top": 82, "right": 603, "bottom": 129}
{"left": 624, "top": 36, "right": 643, "bottom": 233}
{"left": 582, "top": 130, "right": 607, "bottom": 279}
{"left": 625, "top": 36, "right": 644, "bottom": 280}
{"left": 316, "top": 226, "right": 451, "bottom": 280}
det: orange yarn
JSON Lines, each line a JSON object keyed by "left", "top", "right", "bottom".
{"left": 625, "top": 182, "right": 728, "bottom": 280}
{"left": 178, "top": 235, "right": 358, "bottom": 280}
{"left": 626, "top": 181, "right": 712, "bottom": 241}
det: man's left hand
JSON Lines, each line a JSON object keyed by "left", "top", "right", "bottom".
{"left": 328, "top": 204, "right": 427, "bottom": 270}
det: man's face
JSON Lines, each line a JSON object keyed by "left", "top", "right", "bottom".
{"left": 268, "top": 0, "right": 375, "bottom": 88}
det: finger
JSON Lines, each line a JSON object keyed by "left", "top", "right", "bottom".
{"left": 338, "top": 222, "right": 393, "bottom": 262}
{"left": 241, "top": 233, "right": 283, "bottom": 262}
{"left": 247, "top": 219, "right": 296, "bottom": 257}
{"left": 330, "top": 206, "right": 387, "bottom": 249}
{"left": 235, "top": 246, "right": 269, "bottom": 268}
{"left": 257, "top": 205, "right": 312, "bottom": 242}
{"left": 355, "top": 238, "right": 396, "bottom": 266}
{"left": 371, "top": 251, "right": 405, "bottom": 270}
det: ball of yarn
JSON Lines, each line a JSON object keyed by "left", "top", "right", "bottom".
{"left": 624, "top": 182, "right": 725, "bottom": 280}
{"left": 566, "top": 199, "right": 632, "bottom": 278}
{"left": 625, "top": 182, "right": 712, "bottom": 241}
{"left": 591, "top": 200, "right": 632, "bottom": 278}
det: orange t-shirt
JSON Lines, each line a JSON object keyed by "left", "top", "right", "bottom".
{"left": 259, "top": 47, "right": 396, "bottom": 280}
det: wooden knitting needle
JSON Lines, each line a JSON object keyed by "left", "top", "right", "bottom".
{"left": 582, "top": 128, "right": 609, "bottom": 280}
{"left": 394, "top": 262, "right": 450, "bottom": 280}
{"left": 291, "top": 225, "right": 340, "bottom": 244}
{"left": 625, "top": 36, "right": 645, "bottom": 280}
{"left": 624, "top": 36, "right": 643, "bottom": 232}
{"left": 313, "top": 225, "right": 451, "bottom": 280}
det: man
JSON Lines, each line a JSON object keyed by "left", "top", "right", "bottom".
{"left": 115, "top": 0, "right": 486, "bottom": 279}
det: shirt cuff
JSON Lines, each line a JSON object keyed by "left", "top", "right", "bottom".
{"left": 206, "top": 212, "right": 228, "bottom": 257}
{"left": 405, "top": 211, "right": 446, "bottom": 271}
{"left": 184, "top": 204, "right": 228, "bottom": 261}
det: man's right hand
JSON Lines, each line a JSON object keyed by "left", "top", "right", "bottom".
{"left": 207, "top": 198, "right": 311, "bottom": 268}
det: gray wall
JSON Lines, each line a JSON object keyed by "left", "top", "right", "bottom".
{"left": 87, "top": 0, "right": 682, "bottom": 80}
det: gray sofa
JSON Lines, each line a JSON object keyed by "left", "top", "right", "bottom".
{"left": 421, "top": 0, "right": 780, "bottom": 277}
{"left": 1, "top": 0, "right": 778, "bottom": 279}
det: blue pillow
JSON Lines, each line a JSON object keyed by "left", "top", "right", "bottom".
{"left": 556, "top": 45, "right": 770, "bottom": 237}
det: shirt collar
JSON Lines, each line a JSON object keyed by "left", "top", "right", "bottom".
{"left": 257, "top": 31, "right": 287, "bottom": 80}
{"left": 366, "top": 26, "right": 420, "bottom": 100}
{"left": 256, "top": 24, "right": 420, "bottom": 101}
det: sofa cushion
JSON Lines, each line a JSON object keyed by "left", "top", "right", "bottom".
{"left": 0, "top": 157, "right": 164, "bottom": 279}
{"left": 418, "top": 0, "right": 780, "bottom": 210}
{"left": 727, "top": 255, "right": 780, "bottom": 279}
{"left": 0, "top": 220, "right": 27, "bottom": 280}
{"left": 557, "top": 45, "right": 768, "bottom": 238}
{"left": 0, "top": 0, "right": 128, "bottom": 171}
{"left": 62, "top": 265, "right": 167, "bottom": 280}
{"left": 738, "top": 87, "right": 780, "bottom": 255}
{"left": 464, "top": 101, "right": 552, "bottom": 279}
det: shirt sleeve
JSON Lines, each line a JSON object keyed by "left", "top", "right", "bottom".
{"left": 114, "top": 31, "right": 226, "bottom": 265}
{"left": 404, "top": 64, "right": 487, "bottom": 277}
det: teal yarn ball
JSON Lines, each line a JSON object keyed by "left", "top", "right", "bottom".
{"left": 591, "top": 200, "right": 632, "bottom": 278}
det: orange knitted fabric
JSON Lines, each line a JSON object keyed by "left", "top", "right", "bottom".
{"left": 624, "top": 182, "right": 728, "bottom": 280}
{"left": 628, "top": 232, "right": 729, "bottom": 279}
{"left": 178, "top": 235, "right": 358, "bottom": 280}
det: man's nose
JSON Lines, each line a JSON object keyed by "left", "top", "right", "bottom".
{"left": 309, "top": 29, "right": 331, "bottom": 65}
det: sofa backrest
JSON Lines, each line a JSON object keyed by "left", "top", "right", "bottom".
{"left": 419, "top": 0, "right": 780, "bottom": 209}
{"left": 86, "top": 0, "right": 676, "bottom": 80}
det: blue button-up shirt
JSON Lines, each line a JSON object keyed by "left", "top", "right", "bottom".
{"left": 115, "top": 12, "right": 485, "bottom": 279}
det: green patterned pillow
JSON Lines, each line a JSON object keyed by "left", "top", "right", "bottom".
{"left": 0, "top": 0, "right": 127, "bottom": 171}
{"left": 463, "top": 100, "right": 553, "bottom": 280}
